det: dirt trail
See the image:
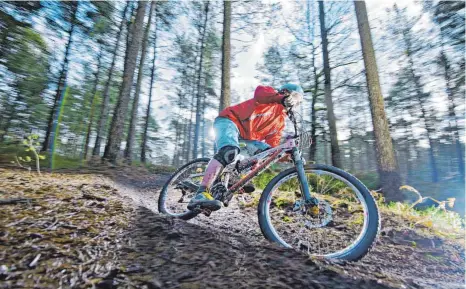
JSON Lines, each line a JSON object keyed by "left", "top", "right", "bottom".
{"left": 0, "top": 167, "right": 464, "bottom": 288}
{"left": 108, "top": 170, "right": 465, "bottom": 289}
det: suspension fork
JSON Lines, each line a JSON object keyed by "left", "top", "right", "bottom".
{"left": 292, "top": 147, "right": 318, "bottom": 205}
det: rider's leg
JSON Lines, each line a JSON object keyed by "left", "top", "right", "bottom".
{"left": 187, "top": 118, "right": 240, "bottom": 211}
{"left": 187, "top": 146, "right": 239, "bottom": 210}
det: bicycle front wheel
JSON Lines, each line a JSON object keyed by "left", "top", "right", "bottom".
{"left": 258, "top": 164, "right": 380, "bottom": 261}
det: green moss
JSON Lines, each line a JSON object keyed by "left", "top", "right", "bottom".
{"left": 349, "top": 214, "right": 364, "bottom": 226}
{"left": 252, "top": 169, "right": 278, "bottom": 190}
{"left": 282, "top": 216, "right": 293, "bottom": 223}
{"left": 381, "top": 201, "right": 465, "bottom": 241}
{"left": 273, "top": 191, "right": 296, "bottom": 208}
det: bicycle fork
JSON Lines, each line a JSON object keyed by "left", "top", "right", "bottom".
{"left": 292, "top": 147, "right": 318, "bottom": 206}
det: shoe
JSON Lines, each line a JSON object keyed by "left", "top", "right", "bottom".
{"left": 187, "top": 191, "right": 222, "bottom": 211}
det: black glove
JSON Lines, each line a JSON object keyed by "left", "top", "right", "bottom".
{"left": 279, "top": 89, "right": 291, "bottom": 107}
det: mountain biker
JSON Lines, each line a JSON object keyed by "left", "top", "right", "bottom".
{"left": 187, "top": 83, "right": 304, "bottom": 212}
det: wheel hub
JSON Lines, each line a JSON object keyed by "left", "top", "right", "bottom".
{"left": 295, "top": 199, "right": 333, "bottom": 229}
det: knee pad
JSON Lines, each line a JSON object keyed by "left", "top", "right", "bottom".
{"left": 214, "top": 146, "right": 239, "bottom": 166}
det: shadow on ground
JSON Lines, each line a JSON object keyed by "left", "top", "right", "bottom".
{"left": 111, "top": 206, "right": 395, "bottom": 289}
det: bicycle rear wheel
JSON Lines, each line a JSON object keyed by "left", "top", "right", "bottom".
{"left": 258, "top": 164, "right": 380, "bottom": 261}
{"left": 158, "top": 158, "right": 209, "bottom": 220}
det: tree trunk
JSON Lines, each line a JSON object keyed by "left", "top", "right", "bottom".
{"left": 201, "top": 94, "right": 206, "bottom": 158}
{"left": 322, "top": 130, "right": 329, "bottom": 164}
{"left": 141, "top": 6, "right": 158, "bottom": 163}
{"left": 192, "top": 2, "right": 210, "bottom": 159}
{"left": 318, "top": 1, "right": 342, "bottom": 168}
{"left": 0, "top": 83, "right": 20, "bottom": 142}
{"left": 125, "top": 0, "right": 155, "bottom": 162}
{"left": 181, "top": 119, "right": 189, "bottom": 164}
{"left": 172, "top": 120, "right": 181, "bottom": 166}
{"left": 42, "top": 2, "right": 78, "bottom": 152}
{"left": 103, "top": 1, "right": 148, "bottom": 163}
{"left": 219, "top": 0, "right": 231, "bottom": 111}
{"left": 306, "top": 0, "right": 318, "bottom": 161}
{"left": 126, "top": 3, "right": 135, "bottom": 49}
{"left": 186, "top": 105, "right": 194, "bottom": 161}
{"left": 186, "top": 65, "right": 198, "bottom": 161}
{"left": 354, "top": 1, "right": 402, "bottom": 201}
{"left": 93, "top": 2, "right": 129, "bottom": 157}
{"left": 83, "top": 48, "right": 103, "bottom": 159}
{"left": 404, "top": 37, "right": 439, "bottom": 182}
{"left": 440, "top": 49, "right": 464, "bottom": 180}
{"left": 349, "top": 131, "right": 355, "bottom": 172}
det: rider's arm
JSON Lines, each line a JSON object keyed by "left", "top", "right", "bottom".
{"left": 265, "top": 133, "right": 281, "bottom": 147}
{"left": 264, "top": 122, "right": 285, "bottom": 147}
{"left": 254, "top": 85, "right": 285, "bottom": 104}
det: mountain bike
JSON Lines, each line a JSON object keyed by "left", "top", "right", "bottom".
{"left": 158, "top": 109, "right": 380, "bottom": 261}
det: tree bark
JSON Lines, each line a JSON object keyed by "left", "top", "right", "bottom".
{"left": 83, "top": 48, "right": 103, "bottom": 159}
{"left": 192, "top": 2, "right": 210, "bottom": 159}
{"left": 318, "top": 1, "right": 342, "bottom": 168}
{"left": 181, "top": 119, "right": 189, "bottom": 164}
{"left": 141, "top": 6, "right": 158, "bottom": 163}
{"left": 307, "top": 0, "right": 318, "bottom": 161}
{"left": 403, "top": 29, "right": 439, "bottom": 183}
{"left": 93, "top": 2, "right": 129, "bottom": 156}
{"left": 125, "top": 0, "right": 155, "bottom": 162}
{"left": 42, "top": 2, "right": 78, "bottom": 152}
{"left": 201, "top": 92, "right": 207, "bottom": 158}
{"left": 440, "top": 49, "right": 464, "bottom": 180}
{"left": 103, "top": 1, "right": 148, "bottom": 163}
{"left": 219, "top": 0, "right": 231, "bottom": 111}
{"left": 354, "top": 1, "right": 402, "bottom": 201}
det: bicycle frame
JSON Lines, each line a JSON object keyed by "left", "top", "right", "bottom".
{"left": 223, "top": 135, "right": 314, "bottom": 203}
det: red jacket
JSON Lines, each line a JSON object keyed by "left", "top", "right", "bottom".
{"left": 219, "top": 85, "right": 286, "bottom": 147}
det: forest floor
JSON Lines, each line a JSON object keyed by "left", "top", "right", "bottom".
{"left": 0, "top": 166, "right": 464, "bottom": 289}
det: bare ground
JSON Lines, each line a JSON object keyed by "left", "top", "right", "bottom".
{"left": 0, "top": 167, "right": 464, "bottom": 288}
{"left": 109, "top": 167, "right": 465, "bottom": 289}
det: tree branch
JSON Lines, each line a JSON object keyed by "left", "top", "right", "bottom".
{"left": 330, "top": 61, "right": 359, "bottom": 70}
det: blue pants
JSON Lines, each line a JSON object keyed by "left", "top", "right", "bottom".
{"left": 213, "top": 117, "right": 270, "bottom": 155}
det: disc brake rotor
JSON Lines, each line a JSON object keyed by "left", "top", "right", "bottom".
{"left": 297, "top": 200, "right": 333, "bottom": 229}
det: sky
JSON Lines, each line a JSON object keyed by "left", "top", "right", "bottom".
{"left": 231, "top": 0, "right": 417, "bottom": 97}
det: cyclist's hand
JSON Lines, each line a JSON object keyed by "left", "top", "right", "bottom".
{"left": 282, "top": 91, "right": 303, "bottom": 108}
{"left": 278, "top": 88, "right": 291, "bottom": 97}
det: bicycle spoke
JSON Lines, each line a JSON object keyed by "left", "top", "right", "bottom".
{"left": 266, "top": 169, "right": 368, "bottom": 257}
{"left": 162, "top": 160, "right": 209, "bottom": 216}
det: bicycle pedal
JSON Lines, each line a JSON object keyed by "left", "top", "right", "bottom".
{"left": 223, "top": 194, "right": 234, "bottom": 207}
{"left": 191, "top": 206, "right": 202, "bottom": 213}
{"left": 202, "top": 209, "right": 212, "bottom": 217}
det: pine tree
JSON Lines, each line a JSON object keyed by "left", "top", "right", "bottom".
{"left": 125, "top": 0, "right": 156, "bottom": 162}
{"left": 192, "top": 1, "right": 210, "bottom": 159}
{"left": 354, "top": 0, "right": 402, "bottom": 201}
{"left": 104, "top": 1, "right": 148, "bottom": 162}
{"left": 318, "top": 1, "right": 342, "bottom": 168}
{"left": 219, "top": 0, "right": 231, "bottom": 111}
{"left": 42, "top": 2, "right": 79, "bottom": 152}
{"left": 93, "top": 2, "right": 130, "bottom": 157}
